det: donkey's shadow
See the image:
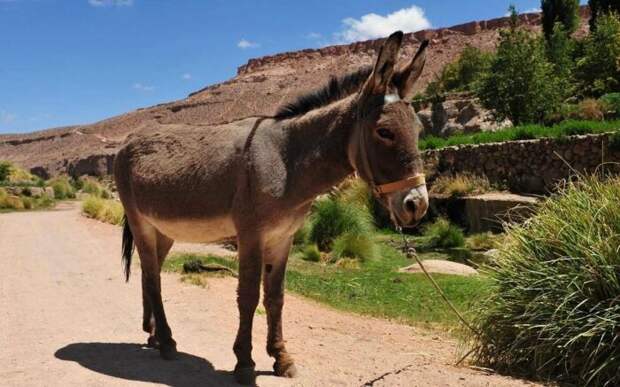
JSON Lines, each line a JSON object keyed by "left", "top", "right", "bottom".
{"left": 55, "top": 342, "right": 251, "bottom": 387}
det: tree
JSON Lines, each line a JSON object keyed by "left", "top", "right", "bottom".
{"left": 589, "top": 0, "right": 620, "bottom": 30}
{"left": 576, "top": 13, "right": 620, "bottom": 96}
{"left": 440, "top": 46, "right": 494, "bottom": 92}
{"left": 547, "top": 23, "right": 577, "bottom": 97}
{"left": 541, "top": 0, "right": 580, "bottom": 40}
{"left": 478, "top": 8, "right": 563, "bottom": 125}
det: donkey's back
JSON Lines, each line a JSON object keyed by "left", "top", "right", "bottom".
{"left": 114, "top": 118, "right": 257, "bottom": 243}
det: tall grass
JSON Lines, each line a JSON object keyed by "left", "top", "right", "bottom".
{"left": 420, "top": 119, "right": 620, "bottom": 150}
{"left": 418, "top": 218, "right": 465, "bottom": 249}
{"left": 48, "top": 176, "right": 76, "bottom": 200}
{"left": 468, "top": 175, "right": 620, "bottom": 386}
{"left": 82, "top": 195, "right": 124, "bottom": 225}
{"left": 307, "top": 195, "right": 374, "bottom": 251}
{"left": 429, "top": 173, "right": 494, "bottom": 197}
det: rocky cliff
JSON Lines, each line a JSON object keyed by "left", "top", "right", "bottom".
{"left": 0, "top": 7, "right": 590, "bottom": 178}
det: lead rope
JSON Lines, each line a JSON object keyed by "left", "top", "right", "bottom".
{"left": 396, "top": 225, "right": 481, "bottom": 366}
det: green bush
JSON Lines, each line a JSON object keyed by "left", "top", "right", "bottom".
{"left": 82, "top": 195, "right": 124, "bottom": 225}
{"left": 542, "top": 0, "right": 580, "bottom": 40}
{"left": 80, "top": 177, "right": 112, "bottom": 198}
{"left": 300, "top": 244, "right": 321, "bottom": 262}
{"left": 48, "top": 176, "right": 76, "bottom": 200}
{"left": 600, "top": 92, "right": 620, "bottom": 116}
{"left": 0, "top": 161, "right": 11, "bottom": 182}
{"left": 0, "top": 187, "right": 7, "bottom": 207}
{"left": 420, "top": 218, "right": 465, "bottom": 249}
{"left": 435, "top": 46, "right": 493, "bottom": 93}
{"left": 469, "top": 175, "right": 620, "bottom": 386}
{"left": 331, "top": 232, "right": 377, "bottom": 262}
{"left": 308, "top": 196, "right": 374, "bottom": 251}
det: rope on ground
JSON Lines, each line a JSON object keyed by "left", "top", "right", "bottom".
{"left": 398, "top": 227, "right": 480, "bottom": 366}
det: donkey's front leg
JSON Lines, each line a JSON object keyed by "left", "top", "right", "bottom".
{"left": 263, "top": 237, "right": 297, "bottom": 378}
{"left": 233, "top": 237, "right": 262, "bottom": 385}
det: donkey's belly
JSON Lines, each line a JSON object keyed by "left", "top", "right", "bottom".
{"left": 144, "top": 215, "right": 236, "bottom": 243}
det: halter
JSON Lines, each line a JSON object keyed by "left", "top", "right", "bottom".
{"left": 356, "top": 93, "right": 427, "bottom": 198}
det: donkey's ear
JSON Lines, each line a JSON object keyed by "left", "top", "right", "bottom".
{"left": 361, "top": 31, "right": 404, "bottom": 97}
{"left": 393, "top": 39, "right": 428, "bottom": 99}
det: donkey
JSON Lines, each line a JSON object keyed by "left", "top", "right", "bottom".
{"left": 114, "top": 31, "right": 429, "bottom": 385}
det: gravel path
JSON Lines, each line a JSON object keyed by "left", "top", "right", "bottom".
{"left": 0, "top": 202, "right": 536, "bottom": 386}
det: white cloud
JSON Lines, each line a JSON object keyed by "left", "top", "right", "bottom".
{"left": 524, "top": 7, "right": 541, "bottom": 13}
{"left": 181, "top": 73, "right": 192, "bottom": 80}
{"left": 88, "top": 0, "right": 133, "bottom": 7}
{"left": 0, "top": 110, "right": 16, "bottom": 124}
{"left": 335, "top": 5, "right": 431, "bottom": 43}
{"left": 132, "top": 82, "right": 154, "bottom": 92}
{"left": 237, "top": 39, "right": 259, "bottom": 49}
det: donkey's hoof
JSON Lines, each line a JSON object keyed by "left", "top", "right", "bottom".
{"left": 146, "top": 336, "right": 160, "bottom": 349}
{"left": 159, "top": 340, "right": 177, "bottom": 360}
{"left": 274, "top": 360, "right": 298, "bottom": 378}
{"left": 233, "top": 365, "right": 256, "bottom": 385}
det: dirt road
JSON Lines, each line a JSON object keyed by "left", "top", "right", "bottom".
{"left": 0, "top": 202, "right": 534, "bottom": 386}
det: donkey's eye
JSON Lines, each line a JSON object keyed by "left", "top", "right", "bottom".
{"left": 377, "top": 128, "right": 395, "bottom": 141}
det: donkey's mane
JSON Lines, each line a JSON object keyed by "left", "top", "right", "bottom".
{"left": 274, "top": 66, "right": 372, "bottom": 120}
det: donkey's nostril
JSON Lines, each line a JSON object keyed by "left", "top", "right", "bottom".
{"left": 405, "top": 199, "right": 417, "bottom": 214}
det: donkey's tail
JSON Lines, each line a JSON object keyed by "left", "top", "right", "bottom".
{"left": 121, "top": 215, "right": 135, "bottom": 282}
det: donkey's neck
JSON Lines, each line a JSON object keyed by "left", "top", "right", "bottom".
{"left": 277, "top": 95, "right": 357, "bottom": 204}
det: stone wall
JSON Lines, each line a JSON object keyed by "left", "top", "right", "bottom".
{"left": 423, "top": 133, "right": 620, "bottom": 194}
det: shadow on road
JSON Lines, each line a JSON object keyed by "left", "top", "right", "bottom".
{"left": 55, "top": 342, "right": 246, "bottom": 387}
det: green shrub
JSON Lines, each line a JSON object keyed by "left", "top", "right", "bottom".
{"left": 575, "top": 98, "right": 606, "bottom": 120}
{"left": 469, "top": 175, "right": 620, "bottom": 386}
{"left": 0, "top": 161, "right": 11, "bottom": 182}
{"left": 21, "top": 196, "right": 33, "bottom": 209}
{"left": 3, "top": 195, "right": 24, "bottom": 210}
{"left": 465, "top": 232, "right": 503, "bottom": 251}
{"left": 300, "top": 244, "right": 321, "bottom": 262}
{"left": 420, "top": 218, "right": 465, "bottom": 249}
{"left": 0, "top": 187, "right": 7, "bottom": 207}
{"left": 436, "top": 46, "right": 494, "bottom": 93}
{"left": 293, "top": 222, "right": 310, "bottom": 245}
{"left": 331, "top": 232, "right": 377, "bottom": 262}
{"left": 600, "top": 92, "right": 620, "bottom": 116}
{"left": 430, "top": 174, "right": 492, "bottom": 197}
{"left": 308, "top": 196, "right": 374, "bottom": 251}
{"left": 82, "top": 195, "right": 124, "bottom": 225}
{"left": 80, "top": 177, "right": 112, "bottom": 198}
{"left": 49, "top": 176, "right": 76, "bottom": 200}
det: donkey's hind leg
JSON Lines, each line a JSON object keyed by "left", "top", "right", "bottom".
{"left": 263, "top": 237, "right": 297, "bottom": 378}
{"left": 142, "top": 231, "right": 174, "bottom": 349}
{"left": 130, "top": 217, "right": 177, "bottom": 360}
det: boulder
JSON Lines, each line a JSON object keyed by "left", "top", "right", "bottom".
{"left": 441, "top": 121, "right": 464, "bottom": 137}
{"left": 29, "top": 187, "right": 45, "bottom": 197}
{"left": 399, "top": 260, "right": 478, "bottom": 276}
{"left": 44, "top": 187, "right": 55, "bottom": 198}
{"left": 456, "top": 102, "right": 480, "bottom": 125}
{"left": 417, "top": 109, "right": 433, "bottom": 133}
{"left": 431, "top": 102, "right": 448, "bottom": 135}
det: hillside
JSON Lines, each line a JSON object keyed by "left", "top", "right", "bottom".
{"left": 0, "top": 7, "right": 590, "bottom": 178}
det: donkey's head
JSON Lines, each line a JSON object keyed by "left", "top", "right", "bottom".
{"left": 349, "top": 31, "right": 428, "bottom": 227}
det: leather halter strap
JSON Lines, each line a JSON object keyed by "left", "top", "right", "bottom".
{"left": 373, "top": 174, "right": 426, "bottom": 196}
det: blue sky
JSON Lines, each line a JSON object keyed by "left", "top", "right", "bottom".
{"left": 0, "top": 0, "right": 586, "bottom": 134}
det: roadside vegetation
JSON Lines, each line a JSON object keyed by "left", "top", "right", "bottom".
{"left": 468, "top": 174, "right": 620, "bottom": 386}
{"left": 79, "top": 178, "right": 123, "bottom": 225}
{"left": 0, "top": 161, "right": 55, "bottom": 211}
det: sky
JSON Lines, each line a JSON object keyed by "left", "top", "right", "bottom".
{"left": 0, "top": 0, "right": 587, "bottom": 134}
